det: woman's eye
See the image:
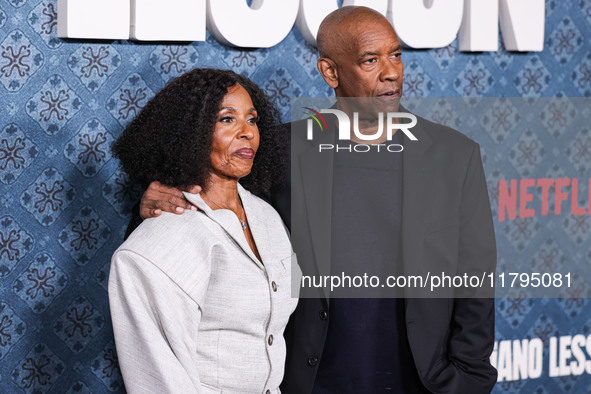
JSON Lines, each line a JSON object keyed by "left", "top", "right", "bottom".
{"left": 248, "top": 117, "right": 259, "bottom": 124}
{"left": 219, "top": 116, "right": 233, "bottom": 123}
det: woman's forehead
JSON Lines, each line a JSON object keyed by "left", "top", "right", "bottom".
{"left": 220, "top": 84, "right": 255, "bottom": 109}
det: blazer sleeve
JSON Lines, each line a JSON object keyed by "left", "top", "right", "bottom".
{"left": 109, "top": 249, "right": 205, "bottom": 394}
{"left": 448, "top": 143, "right": 498, "bottom": 392}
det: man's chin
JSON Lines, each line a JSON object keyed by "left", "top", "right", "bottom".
{"left": 369, "top": 96, "right": 402, "bottom": 114}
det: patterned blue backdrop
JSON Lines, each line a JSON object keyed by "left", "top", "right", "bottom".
{"left": 0, "top": 0, "right": 590, "bottom": 392}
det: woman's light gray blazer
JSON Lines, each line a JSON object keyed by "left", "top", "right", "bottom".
{"left": 109, "top": 184, "right": 300, "bottom": 394}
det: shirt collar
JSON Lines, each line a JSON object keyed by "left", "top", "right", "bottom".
{"left": 182, "top": 183, "right": 251, "bottom": 215}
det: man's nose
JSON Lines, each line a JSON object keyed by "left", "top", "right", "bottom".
{"left": 380, "top": 59, "right": 400, "bottom": 81}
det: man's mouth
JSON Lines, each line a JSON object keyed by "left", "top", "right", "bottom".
{"left": 377, "top": 90, "right": 401, "bottom": 98}
{"left": 234, "top": 148, "right": 255, "bottom": 159}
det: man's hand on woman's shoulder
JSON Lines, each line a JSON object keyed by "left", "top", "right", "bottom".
{"left": 140, "top": 181, "right": 201, "bottom": 219}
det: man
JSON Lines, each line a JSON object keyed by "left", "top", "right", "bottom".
{"left": 127, "top": 6, "right": 497, "bottom": 393}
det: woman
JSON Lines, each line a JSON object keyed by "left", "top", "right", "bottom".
{"left": 109, "top": 68, "right": 299, "bottom": 394}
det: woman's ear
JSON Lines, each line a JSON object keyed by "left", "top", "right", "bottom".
{"left": 317, "top": 58, "right": 339, "bottom": 89}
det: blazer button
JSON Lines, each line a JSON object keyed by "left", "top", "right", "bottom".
{"left": 319, "top": 310, "right": 328, "bottom": 320}
{"left": 266, "top": 390, "right": 270, "bottom": 394}
{"left": 268, "top": 335, "right": 274, "bottom": 345}
{"left": 308, "top": 356, "right": 319, "bottom": 366}
{"left": 272, "top": 281, "right": 277, "bottom": 292}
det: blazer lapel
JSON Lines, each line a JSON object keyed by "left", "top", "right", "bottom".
{"left": 298, "top": 129, "right": 335, "bottom": 302}
{"left": 401, "top": 118, "right": 434, "bottom": 284}
{"left": 238, "top": 185, "right": 281, "bottom": 267}
{"left": 183, "top": 191, "right": 265, "bottom": 270}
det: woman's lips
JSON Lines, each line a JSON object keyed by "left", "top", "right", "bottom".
{"left": 234, "top": 148, "right": 255, "bottom": 159}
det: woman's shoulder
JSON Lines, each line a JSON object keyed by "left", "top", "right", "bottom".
{"left": 113, "top": 211, "right": 216, "bottom": 282}
{"left": 124, "top": 208, "right": 214, "bottom": 242}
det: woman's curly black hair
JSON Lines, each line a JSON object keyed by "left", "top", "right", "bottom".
{"left": 112, "top": 68, "right": 285, "bottom": 196}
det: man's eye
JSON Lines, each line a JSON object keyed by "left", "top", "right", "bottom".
{"left": 392, "top": 52, "right": 402, "bottom": 58}
{"left": 364, "top": 58, "right": 377, "bottom": 64}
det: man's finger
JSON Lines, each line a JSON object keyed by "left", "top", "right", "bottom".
{"left": 186, "top": 185, "right": 202, "bottom": 194}
{"left": 147, "top": 181, "right": 185, "bottom": 199}
{"left": 141, "top": 199, "right": 166, "bottom": 218}
{"left": 169, "top": 202, "right": 184, "bottom": 214}
{"left": 147, "top": 199, "right": 184, "bottom": 215}
{"left": 141, "top": 182, "right": 196, "bottom": 219}
{"left": 159, "top": 183, "right": 185, "bottom": 198}
{"left": 166, "top": 196, "right": 196, "bottom": 213}
{"left": 140, "top": 205, "right": 162, "bottom": 219}
{"left": 169, "top": 196, "right": 189, "bottom": 209}
{"left": 145, "top": 189, "right": 183, "bottom": 202}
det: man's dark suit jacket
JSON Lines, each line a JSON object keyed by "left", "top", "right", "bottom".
{"left": 126, "top": 114, "right": 498, "bottom": 394}
{"left": 275, "top": 114, "right": 497, "bottom": 394}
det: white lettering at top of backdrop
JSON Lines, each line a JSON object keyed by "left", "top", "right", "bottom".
{"left": 499, "top": 0, "right": 545, "bottom": 51}
{"left": 390, "top": 0, "right": 464, "bottom": 48}
{"left": 459, "top": 0, "right": 499, "bottom": 51}
{"left": 57, "top": 0, "right": 130, "bottom": 40}
{"left": 57, "top": 0, "right": 544, "bottom": 51}
{"left": 206, "top": 0, "right": 299, "bottom": 48}
{"left": 131, "top": 0, "right": 206, "bottom": 41}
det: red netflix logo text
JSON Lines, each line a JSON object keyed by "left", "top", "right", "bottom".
{"left": 498, "top": 178, "right": 591, "bottom": 222}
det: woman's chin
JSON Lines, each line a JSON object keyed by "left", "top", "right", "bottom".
{"left": 211, "top": 168, "right": 253, "bottom": 182}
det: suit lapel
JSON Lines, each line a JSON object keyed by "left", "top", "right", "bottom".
{"left": 297, "top": 113, "right": 434, "bottom": 301}
{"left": 401, "top": 119, "right": 434, "bottom": 283}
{"left": 183, "top": 190, "right": 265, "bottom": 270}
{"left": 239, "top": 185, "right": 280, "bottom": 267}
{"left": 299, "top": 129, "right": 335, "bottom": 302}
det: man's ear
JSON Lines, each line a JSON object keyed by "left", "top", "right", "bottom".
{"left": 317, "top": 57, "right": 338, "bottom": 89}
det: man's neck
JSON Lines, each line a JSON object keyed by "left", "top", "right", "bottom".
{"left": 335, "top": 96, "right": 402, "bottom": 144}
